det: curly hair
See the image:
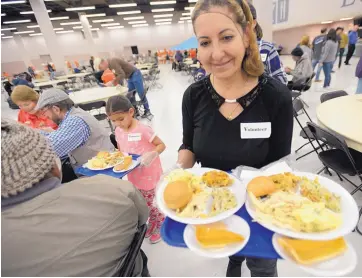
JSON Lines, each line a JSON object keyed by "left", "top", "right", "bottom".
{"left": 191, "top": 0, "right": 264, "bottom": 77}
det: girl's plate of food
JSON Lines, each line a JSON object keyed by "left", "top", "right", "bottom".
{"left": 184, "top": 215, "right": 250, "bottom": 258}
{"left": 245, "top": 172, "right": 359, "bottom": 240}
{"left": 113, "top": 155, "right": 140, "bottom": 173}
{"left": 156, "top": 168, "right": 247, "bottom": 225}
{"left": 272, "top": 234, "right": 357, "bottom": 276}
{"left": 85, "top": 151, "right": 128, "bottom": 171}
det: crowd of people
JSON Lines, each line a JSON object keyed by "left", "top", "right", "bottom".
{"left": 1, "top": 0, "right": 361, "bottom": 276}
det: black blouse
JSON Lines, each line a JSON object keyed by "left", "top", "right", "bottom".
{"left": 181, "top": 74, "right": 293, "bottom": 171}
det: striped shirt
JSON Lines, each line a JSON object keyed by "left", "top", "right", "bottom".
{"left": 42, "top": 108, "right": 91, "bottom": 159}
{"left": 258, "top": 39, "right": 288, "bottom": 85}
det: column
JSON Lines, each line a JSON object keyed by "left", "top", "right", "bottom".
{"left": 13, "top": 35, "right": 33, "bottom": 68}
{"left": 79, "top": 13, "right": 98, "bottom": 57}
{"left": 252, "top": 0, "right": 273, "bottom": 42}
{"left": 29, "top": 0, "right": 65, "bottom": 72}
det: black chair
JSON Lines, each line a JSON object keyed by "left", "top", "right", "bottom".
{"left": 39, "top": 84, "right": 54, "bottom": 92}
{"left": 290, "top": 72, "right": 315, "bottom": 108}
{"left": 78, "top": 101, "right": 114, "bottom": 132}
{"left": 118, "top": 224, "right": 148, "bottom": 277}
{"left": 127, "top": 88, "right": 153, "bottom": 121}
{"left": 293, "top": 99, "right": 322, "bottom": 161}
{"left": 307, "top": 122, "right": 362, "bottom": 196}
{"left": 320, "top": 90, "right": 348, "bottom": 103}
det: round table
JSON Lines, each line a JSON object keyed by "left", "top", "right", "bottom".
{"left": 316, "top": 95, "right": 362, "bottom": 152}
{"left": 69, "top": 86, "right": 128, "bottom": 105}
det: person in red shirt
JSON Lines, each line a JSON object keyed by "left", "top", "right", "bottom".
{"left": 11, "top": 85, "right": 58, "bottom": 130}
{"left": 101, "top": 68, "right": 116, "bottom": 86}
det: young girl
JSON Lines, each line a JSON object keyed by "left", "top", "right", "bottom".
{"left": 106, "top": 95, "right": 165, "bottom": 244}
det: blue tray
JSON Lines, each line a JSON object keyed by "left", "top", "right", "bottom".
{"left": 75, "top": 154, "right": 140, "bottom": 179}
{"left": 161, "top": 205, "right": 281, "bottom": 259}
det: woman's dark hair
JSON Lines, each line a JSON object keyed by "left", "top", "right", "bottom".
{"left": 326, "top": 29, "right": 337, "bottom": 42}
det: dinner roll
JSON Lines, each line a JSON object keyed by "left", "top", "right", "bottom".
{"left": 164, "top": 181, "right": 193, "bottom": 210}
{"left": 247, "top": 176, "right": 276, "bottom": 197}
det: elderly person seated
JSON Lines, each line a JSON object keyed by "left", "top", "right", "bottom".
{"left": 285, "top": 47, "right": 314, "bottom": 91}
{"left": 36, "top": 88, "right": 114, "bottom": 169}
{"left": 11, "top": 85, "right": 57, "bottom": 130}
{"left": 1, "top": 120, "right": 150, "bottom": 276}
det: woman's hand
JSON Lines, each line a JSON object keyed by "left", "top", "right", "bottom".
{"left": 177, "top": 149, "right": 195, "bottom": 169}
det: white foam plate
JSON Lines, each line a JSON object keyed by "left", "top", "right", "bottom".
{"left": 84, "top": 152, "right": 129, "bottom": 171}
{"left": 113, "top": 160, "right": 139, "bottom": 173}
{"left": 245, "top": 171, "right": 359, "bottom": 240}
{"left": 272, "top": 234, "right": 357, "bottom": 276}
{"left": 156, "top": 168, "right": 246, "bottom": 225}
{"left": 184, "top": 215, "right": 250, "bottom": 258}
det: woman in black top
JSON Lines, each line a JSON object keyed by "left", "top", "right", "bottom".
{"left": 177, "top": 0, "right": 293, "bottom": 276}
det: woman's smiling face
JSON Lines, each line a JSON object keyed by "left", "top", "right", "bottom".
{"left": 194, "top": 6, "right": 247, "bottom": 79}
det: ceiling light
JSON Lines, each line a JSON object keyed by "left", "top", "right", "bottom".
{"left": 60, "top": 21, "right": 82, "bottom": 26}
{"left": 117, "top": 10, "right": 141, "bottom": 15}
{"left": 154, "top": 18, "right": 172, "bottom": 22}
{"left": 153, "top": 14, "right": 173, "bottom": 18}
{"left": 1, "top": 13, "right": 6, "bottom": 16}
{"left": 20, "top": 10, "right": 51, "bottom": 14}
{"left": 4, "top": 19, "right": 31, "bottom": 24}
{"left": 187, "top": 20, "right": 192, "bottom": 23}
{"left": 185, "top": 7, "right": 195, "bottom": 11}
{"left": 85, "top": 13, "right": 106, "bottom": 18}
{"left": 180, "top": 16, "right": 191, "bottom": 20}
{"left": 150, "top": 1, "right": 176, "bottom": 5}
{"left": 65, "top": 6, "right": 95, "bottom": 11}
{"left": 1, "top": 33, "right": 4, "bottom": 35}
{"left": 29, "top": 33, "right": 43, "bottom": 36}
{"left": 101, "top": 23, "right": 120, "bottom": 27}
{"left": 92, "top": 18, "right": 114, "bottom": 23}
{"left": 151, "top": 8, "right": 174, "bottom": 12}
{"left": 132, "top": 24, "right": 149, "bottom": 27}
{"left": 1, "top": 1, "right": 26, "bottom": 4}
{"left": 27, "top": 25, "right": 39, "bottom": 28}
{"left": 50, "top": 16, "right": 69, "bottom": 21}
{"left": 188, "top": 0, "right": 197, "bottom": 2}
{"left": 107, "top": 26, "right": 124, "bottom": 29}
{"left": 73, "top": 26, "right": 88, "bottom": 29}
{"left": 90, "top": 28, "right": 99, "bottom": 31}
{"left": 109, "top": 3, "right": 137, "bottom": 8}
{"left": 56, "top": 30, "right": 74, "bottom": 34}
{"left": 2, "top": 36, "right": 13, "bottom": 39}
{"left": 14, "top": 30, "right": 35, "bottom": 34}
{"left": 1, "top": 27, "right": 16, "bottom": 31}
{"left": 156, "top": 22, "right": 171, "bottom": 25}
{"left": 340, "top": 17, "right": 353, "bottom": 21}
{"left": 124, "top": 16, "right": 144, "bottom": 20}
{"left": 182, "top": 12, "right": 191, "bottom": 16}
{"left": 321, "top": 20, "right": 333, "bottom": 24}
{"left": 128, "top": 20, "right": 147, "bottom": 24}
{"left": 53, "top": 28, "right": 64, "bottom": 31}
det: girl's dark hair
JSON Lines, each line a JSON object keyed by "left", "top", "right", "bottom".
{"left": 326, "top": 28, "right": 337, "bottom": 42}
{"left": 106, "top": 95, "right": 134, "bottom": 115}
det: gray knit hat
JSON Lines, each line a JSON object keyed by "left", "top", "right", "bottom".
{"left": 1, "top": 119, "right": 57, "bottom": 198}
{"left": 35, "top": 88, "right": 69, "bottom": 110}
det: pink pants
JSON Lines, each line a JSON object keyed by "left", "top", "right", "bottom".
{"left": 140, "top": 189, "right": 164, "bottom": 229}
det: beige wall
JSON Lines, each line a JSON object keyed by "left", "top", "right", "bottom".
{"left": 273, "top": 20, "right": 354, "bottom": 54}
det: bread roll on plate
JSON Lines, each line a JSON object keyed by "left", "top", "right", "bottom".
{"left": 247, "top": 176, "right": 276, "bottom": 197}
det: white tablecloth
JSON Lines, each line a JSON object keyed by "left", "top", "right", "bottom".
{"left": 69, "top": 86, "right": 128, "bottom": 105}
{"left": 34, "top": 80, "right": 64, "bottom": 87}
{"left": 56, "top": 72, "right": 92, "bottom": 80}
{"left": 136, "top": 64, "right": 153, "bottom": 70}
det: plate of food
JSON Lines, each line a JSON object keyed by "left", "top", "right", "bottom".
{"left": 156, "top": 168, "right": 246, "bottom": 225}
{"left": 245, "top": 172, "right": 359, "bottom": 240}
{"left": 113, "top": 155, "right": 139, "bottom": 173}
{"left": 183, "top": 215, "right": 250, "bottom": 258}
{"left": 272, "top": 234, "right": 357, "bottom": 276}
{"left": 85, "top": 151, "right": 128, "bottom": 170}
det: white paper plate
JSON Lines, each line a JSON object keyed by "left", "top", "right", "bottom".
{"left": 156, "top": 168, "right": 246, "bottom": 225}
{"left": 113, "top": 160, "right": 139, "bottom": 173}
{"left": 272, "top": 234, "right": 357, "bottom": 276}
{"left": 85, "top": 152, "right": 129, "bottom": 171}
{"left": 245, "top": 171, "right": 359, "bottom": 240}
{"left": 184, "top": 215, "right": 250, "bottom": 258}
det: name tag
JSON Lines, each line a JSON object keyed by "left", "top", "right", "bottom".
{"left": 128, "top": 133, "right": 141, "bottom": 142}
{"left": 240, "top": 122, "right": 271, "bottom": 139}
{"left": 260, "top": 53, "right": 267, "bottom": 62}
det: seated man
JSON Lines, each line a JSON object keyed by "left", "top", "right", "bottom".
{"left": 285, "top": 47, "right": 313, "bottom": 91}
{"left": 99, "top": 58, "right": 152, "bottom": 118}
{"left": 35, "top": 88, "right": 114, "bottom": 169}
{"left": 1, "top": 120, "right": 150, "bottom": 276}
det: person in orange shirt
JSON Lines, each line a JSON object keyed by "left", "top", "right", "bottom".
{"left": 11, "top": 85, "right": 58, "bottom": 130}
{"left": 101, "top": 68, "right": 116, "bottom": 86}
{"left": 189, "top": 48, "right": 197, "bottom": 59}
